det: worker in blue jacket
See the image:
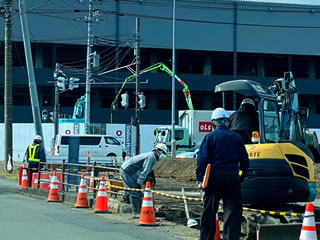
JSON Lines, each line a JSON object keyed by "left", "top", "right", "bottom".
{"left": 196, "top": 108, "right": 249, "bottom": 240}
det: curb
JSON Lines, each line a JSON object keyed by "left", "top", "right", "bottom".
{"left": 20, "top": 187, "right": 132, "bottom": 214}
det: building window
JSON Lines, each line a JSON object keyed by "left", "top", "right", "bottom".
{"left": 12, "top": 43, "right": 26, "bottom": 67}
{"left": 316, "top": 104, "right": 320, "bottom": 114}
{"left": 43, "top": 46, "right": 53, "bottom": 68}
{"left": 264, "top": 55, "right": 288, "bottom": 77}
{"left": 315, "top": 57, "right": 320, "bottom": 79}
{"left": 178, "top": 50, "right": 204, "bottom": 74}
{"left": 212, "top": 52, "right": 233, "bottom": 75}
{"left": 238, "top": 54, "right": 257, "bottom": 76}
{"left": 156, "top": 50, "right": 172, "bottom": 68}
{"left": 292, "top": 56, "right": 309, "bottom": 78}
{"left": 140, "top": 49, "right": 150, "bottom": 69}
{"left": 56, "top": 45, "right": 86, "bottom": 67}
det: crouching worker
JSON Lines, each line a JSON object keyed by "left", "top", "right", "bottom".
{"left": 120, "top": 143, "right": 168, "bottom": 218}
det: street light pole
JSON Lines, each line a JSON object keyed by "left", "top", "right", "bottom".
{"left": 18, "top": 0, "right": 44, "bottom": 145}
{"left": 171, "top": 0, "right": 176, "bottom": 158}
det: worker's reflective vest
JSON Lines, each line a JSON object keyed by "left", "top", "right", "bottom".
{"left": 28, "top": 144, "right": 40, "bottom": 162}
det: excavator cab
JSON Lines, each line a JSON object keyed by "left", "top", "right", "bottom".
{"left": 215, "top": 80, "right": 280, "bottom": 144}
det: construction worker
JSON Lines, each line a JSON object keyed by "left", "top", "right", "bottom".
{"left": 23, "top": 135, "right": 47, "bottom": 186}
{"left": 229, "top": 98, "right": 259, "bottom": 144}
{"left": 120, "top": 143, "right": 168, "bottom": 218}
{"left": 197, "top": 108, "right": 249, "bottom": 240}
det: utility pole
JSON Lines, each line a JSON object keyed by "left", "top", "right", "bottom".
{"left": 135, "top": 17, "right": 140, "bottom": 155}
{"left": 85, "top": 0, "right": 93, "bottom": 134}
{"left": 171, "top": 0, "right": 176, "bottom": 158}
{"left": 18, "top": 0, "right": 44, "bottom": 145}
{"left": 4, "top": 0, "right": 12, "bottom": 170}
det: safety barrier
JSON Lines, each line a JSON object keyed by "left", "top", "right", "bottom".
{"left": 24, "top": 161, "right": 303, "bottom": 218}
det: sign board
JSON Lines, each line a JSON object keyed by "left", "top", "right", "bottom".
{"left": 67, "top": 136, "right": 80, "bottom": 191}
{"left": 199, "top": 121, "right": 212, "bottom": 132}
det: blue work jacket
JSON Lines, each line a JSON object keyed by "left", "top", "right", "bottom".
{"left": 196, "top": 125, "right": 249, "bottom": 183}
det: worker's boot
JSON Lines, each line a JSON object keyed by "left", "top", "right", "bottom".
{"left": 130, "top": 196, "right": 141, "bottom": 219}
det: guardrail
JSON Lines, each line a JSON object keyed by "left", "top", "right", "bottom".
{"left": 34, "top": 160, "right": 124, "bottom": 202}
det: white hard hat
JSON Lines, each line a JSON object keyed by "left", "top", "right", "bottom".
{"left": 211, "top": 108, "right": 229, "bottom": 121}
{"left": 34, "top": 135, "right": 42, "bottom": 142}
{"left": 241, "top": 98, "right": 255, "bottom": 107}
{"left": 155, "top": 143, "right": 168, "bottom": 154}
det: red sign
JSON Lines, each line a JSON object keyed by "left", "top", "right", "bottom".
{"left": 65, "top": 129, "right": 71, "bottom": 135}
{"left": 116, "top": 130, "right": 122, "bottom": 136}
{"left": 199, "top": 121, "right": 212, "bottom": 132}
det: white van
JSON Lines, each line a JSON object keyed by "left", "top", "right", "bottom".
{"left": 54, "top": 134, "right": 124, "bottom": 165}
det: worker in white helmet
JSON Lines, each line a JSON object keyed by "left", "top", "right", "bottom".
{"left": 229, "top": 98, "right": 259, "bottom": 143}
{"left": 120, "top": 143, "right": 168, "bottom": 218}
{"left": 197, "top": 108, "right": 249, "bottom": 240}
{"left": 23, "top": 135, "right": 47, "bottom": 186}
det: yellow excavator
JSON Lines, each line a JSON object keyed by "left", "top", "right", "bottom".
{"left": 215, "top": 72, "right": 320, "bottom": 239}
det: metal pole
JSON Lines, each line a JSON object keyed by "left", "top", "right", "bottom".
{"left": 135, "top": 17, "right": 140, "bottom": 155}
{"left": 171, "top": 0, "right": 176, "bottom": 158}
{"left": 18, "top": 0, "right": 44, "bottom": 144}
{"left": 85, "top": 0, "right": 93, "bottom": 134}
{"left": 4, "top": 0, "right": 13, "bottom": 170}
{"left": 232, "top": 0, "right": 238, "bottom": 110}
{"left": 112, "top": 0, "right": 120, "bottom": 124}
{"left": 53, "top": 84, "right": 59, "bottom": 141}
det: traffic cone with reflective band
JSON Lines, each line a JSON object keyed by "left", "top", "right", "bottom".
{"left": 20, "top": 168, "right": 29, "bottom": 189}
{"left": 75, "top": 174, "right": 89, "bottom": 208}
{"left": 138, "top": 181, "right": 158, "bottom": 226}
{"left": 94, "top": 176, "right": 108, "bottom": 213}
{"left": 214, "top": 213, "right": 221, "bottom": 240}
{"left": 89, "top": 168, "right": 94, "bottom": 193}
{"left": 47, "top": 171, "right": 61, "bottom": 202}
{"left": 299, "top": 202, "right": 317, "bottom": 240}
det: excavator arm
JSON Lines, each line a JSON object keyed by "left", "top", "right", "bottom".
{"left": 111, "top": 62, "right": 194, "bottom": 111}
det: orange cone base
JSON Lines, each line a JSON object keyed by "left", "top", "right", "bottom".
{"left": 94, "top": 199, "right": 109, "bottom": 213}
{"left": 47, "top": 193, "right": 61, "bottom": 202}
{"left": 75, "top": 202, "right": 89, "bottom": 208}
{"left": 138, "top": 222, "right": 159, "bottom": 227}
{"left": 94, "top": 210, "right": 109, "bottom": 213}
{"left": 138, "top": 210, "right": 159, "bottom": 226}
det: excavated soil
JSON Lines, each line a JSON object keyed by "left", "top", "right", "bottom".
{"left": 154, "top": 158, "right": 197, "bottom": 181}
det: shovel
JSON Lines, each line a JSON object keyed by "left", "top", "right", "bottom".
{"left": 182, "top": 186, "right": 198, "bottom": 228}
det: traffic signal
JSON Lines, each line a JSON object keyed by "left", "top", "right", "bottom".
{"left": 69, "top": 77, "right": 80, "bottom": 90}
{"left": 121, "top": 93, "right": 129, "bottom": 108}
{"left": 138, "top": 93, "right": 146, "bottom": 109}
{"left": 57, "top": 77, "right": 67, "bottom": 90}
{"left": 41, "top": 109, "right": 48, "bottom": 122}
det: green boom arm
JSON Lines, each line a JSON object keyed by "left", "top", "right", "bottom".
{"left": 111, "top": 62, "right": 194, "bottom": 110}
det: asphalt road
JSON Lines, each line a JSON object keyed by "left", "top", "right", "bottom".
{"left": 0, "top": 177, "right": 182, "bottom": 240}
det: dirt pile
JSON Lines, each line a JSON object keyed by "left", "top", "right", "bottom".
{"left": 154, "top": 158, "right": 197, "bottom": 180}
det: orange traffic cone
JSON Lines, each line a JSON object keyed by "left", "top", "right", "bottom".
{"left": 94, "top": 176, "right": 108, "bottom": 213}
{"left": 138, "top": 181, "right": 158, "bottom": 226}
{"left": 214, "top": 213, "right": 221, "bottom": 240}
{"left": 299, "top": 202, "right": 317, "bottom": 240}
{"left": 47, "top": 171, "right": 61, "bottom": 202}
{"left": 89, "top": 168, "right": 94, "bottom": 193}
{"left": 20, "top": 168, "right": 29, "bottom": 189}
{"left": 75, "top": 174, "right": 89, "bottom": 208}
